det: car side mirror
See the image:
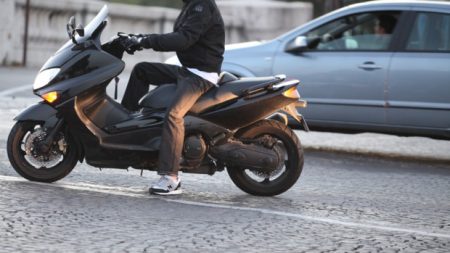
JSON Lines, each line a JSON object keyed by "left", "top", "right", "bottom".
{"left": 285, "top": 36, "right": 309, "bottom": 53}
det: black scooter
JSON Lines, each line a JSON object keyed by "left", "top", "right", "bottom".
{"left": 7, "top": 6, "right": 309, "bottom": 196}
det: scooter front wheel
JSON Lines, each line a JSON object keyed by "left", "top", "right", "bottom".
{"left": 7, "top": 121, "right": 78, "bottom": 183}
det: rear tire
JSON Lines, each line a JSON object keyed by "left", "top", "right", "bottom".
{"left": 227, "top": 120, "right": 304, "bottom": 196}
{"left": 7, "top": 121, "right": 78, "bottom": 183}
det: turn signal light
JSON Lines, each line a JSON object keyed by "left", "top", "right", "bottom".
{"left": 41, "top": 91, "right": 59, "bottom": 103}
{"left": 282, "top": 86, "right": 300, "bottom": 99}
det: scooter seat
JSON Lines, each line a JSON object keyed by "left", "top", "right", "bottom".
{"left": 218, "top": 76, "right": 281, "bottom": 95}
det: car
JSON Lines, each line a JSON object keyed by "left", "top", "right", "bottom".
{"left": 220, "top": 0, "right": 450, "bottom": 138}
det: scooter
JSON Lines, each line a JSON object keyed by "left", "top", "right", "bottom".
{"left": 6, "top": 6, "right": 309, "bottom": 196}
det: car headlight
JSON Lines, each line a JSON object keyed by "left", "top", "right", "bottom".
{"left": 33, "top": 68, "right": 60, "bottom": 90}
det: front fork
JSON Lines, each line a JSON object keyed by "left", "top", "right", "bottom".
{"left": 39, "top": 116, "right": 64, "bottom": 153}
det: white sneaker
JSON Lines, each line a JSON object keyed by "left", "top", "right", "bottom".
{"left": 149, "top": 175, "right": 182, "bottom": 195}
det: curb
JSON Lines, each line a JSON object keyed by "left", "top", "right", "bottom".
{"left": 296, "top": 131, "right": 450, "bottom": 164}
{"left": 302, "top": 145, "right": 450, "bottom": 164}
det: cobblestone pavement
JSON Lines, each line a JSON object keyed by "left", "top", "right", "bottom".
{"left": 1, "top": 145, "right": 450, "bottom": 252}
{"left": 1, "top": 98, "right": 450, "bottom": 252}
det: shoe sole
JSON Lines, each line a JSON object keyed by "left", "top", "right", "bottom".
{"left": 149, "top": 189, "right": 182, "bottom": 195}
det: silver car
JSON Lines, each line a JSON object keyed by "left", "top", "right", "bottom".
{"left": 221, "top": 0, "right": 450, "bottom": 138}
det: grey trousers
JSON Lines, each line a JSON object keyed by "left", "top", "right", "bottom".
{"left": 122, "top": 62, "right": 214, "bottom": 175}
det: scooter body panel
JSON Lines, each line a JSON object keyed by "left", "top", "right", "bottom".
{"left": 35, "top": 47, "right": 124, "bottom": 105}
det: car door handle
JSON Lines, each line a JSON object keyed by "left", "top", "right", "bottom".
{"left": 358, "top": 62, "right": 382, "bottom": 70}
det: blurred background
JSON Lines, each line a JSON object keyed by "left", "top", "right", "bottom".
{"left": 109, "top": 0, "right": 374, "bottom": 17}
{"left": 0, "top": 0, "right": 378, "bottom": 70}
{"left": 1, "top": 0, "right": 449, "bottom": 70}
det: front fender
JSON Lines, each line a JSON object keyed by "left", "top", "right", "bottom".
{"left": 14, "top": 101, "right": 57, "bottom": 122}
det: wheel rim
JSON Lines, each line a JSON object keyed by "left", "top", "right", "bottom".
{"left": 19, "top": 124, "right": 67, "bottom": 170}
{"left": 241, "top": 134, "right": 292, "bottom": 185}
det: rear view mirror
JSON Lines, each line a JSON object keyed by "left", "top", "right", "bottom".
{"left": 66, "top": 16, "right": 84, "bottom": 44}
{"left": 285, "top": 36, "right": 309, "bottom": 53}
{"left": 69, "top": 16, "right": 76, "bottom": 30}
{"left": 67, "top": 16, "right": 77, "bottom": 44}
{"left": 67, "top": 16, "right": 76, "bottom": 37}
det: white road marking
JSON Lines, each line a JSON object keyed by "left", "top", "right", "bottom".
{"left": 0, "top": 174, "right": 449, "bottom": 239}
{"left": 0, "top": 84, "right": 32, "bottom": 97}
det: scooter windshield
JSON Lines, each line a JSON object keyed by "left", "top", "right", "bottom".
{"left": 56, "top": 5, "right": 109, "bottom": 53}
{"left": 76, "top": 5, "right": 108, "bottom": 43}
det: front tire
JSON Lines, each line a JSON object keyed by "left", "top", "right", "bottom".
{"left": 227, "top": 120, "right": 304, "bottom": 196}
{"left": 7, "top": 121, "right": 78, "bottom": 183}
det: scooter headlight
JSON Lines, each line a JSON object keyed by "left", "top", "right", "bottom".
{"left": 33, "top": 68, "right": 60, "bottom": 90}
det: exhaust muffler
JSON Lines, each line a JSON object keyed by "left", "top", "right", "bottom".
{"left": 210, "top": 140, "right": 280, "bottom": 171}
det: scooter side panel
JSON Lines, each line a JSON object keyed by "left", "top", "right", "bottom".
{"left": 200, "top": 90, "right": 297, "bottom": 130}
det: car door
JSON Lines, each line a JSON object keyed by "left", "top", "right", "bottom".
{"left": 387, "top": 11, "right": 450, "bottom": 132}
{"left": 273, "top": 11, "right": 403, "bottom": 127}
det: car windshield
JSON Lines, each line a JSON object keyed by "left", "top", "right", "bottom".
{"left": 56, "top": 5, "right": 109, "bottom": 53}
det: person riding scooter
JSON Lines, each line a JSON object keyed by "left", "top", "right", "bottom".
{"left": 120, "top": 0, "right": 225, "bottom": 195}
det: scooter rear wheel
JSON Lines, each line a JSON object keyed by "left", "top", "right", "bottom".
{"left": 227, "top": 120, "right": 304, "bottom": 196}
{"left": 7, "top": 121, "right": 78, "bottom": 183}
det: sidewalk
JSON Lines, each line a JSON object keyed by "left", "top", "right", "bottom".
{"left": 297, "top": 131, "right": 450, "bottom": 163}
{"left": 0, "top": 97, "right": 449, "bottom": 163}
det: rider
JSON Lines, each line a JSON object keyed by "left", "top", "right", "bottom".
{"left": 121, "top": 0, "right": 225, "bottom": 195}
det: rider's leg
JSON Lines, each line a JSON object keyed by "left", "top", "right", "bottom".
{"left": 157, "top": 68, "right": 214, "bottom": 177}
{"left": 121, "top": 62, "right": 180, "bottom": 111}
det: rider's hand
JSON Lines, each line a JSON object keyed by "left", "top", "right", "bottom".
{"left": 123, "top": 35, "right": 144, "bottom": 54}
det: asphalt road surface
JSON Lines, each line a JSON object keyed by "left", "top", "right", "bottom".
{"left": 1, "top": 144, "right": 449, "bottom": 252}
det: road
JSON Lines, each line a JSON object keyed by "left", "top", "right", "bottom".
{"left": 1, "top": 147, "right": 449, "bottom": 252}
{"left": 0, "top": 69, "right": 449, "bottom": 252}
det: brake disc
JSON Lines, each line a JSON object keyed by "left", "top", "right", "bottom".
{"left": 24, "top": 128, "right": 66, "bottom": 169}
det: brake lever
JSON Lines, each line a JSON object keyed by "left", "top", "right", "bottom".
{"left": 117, "top": 32, "right": 131, "bottom": 38}
{"left": 117, "top": 32, "right": 143, "bottom": 38}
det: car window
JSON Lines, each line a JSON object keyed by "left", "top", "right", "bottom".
{"left": 406, "top": 12, "right": 450, "bottom": 52}
{"left": 305, "top": 12, "right": 400, "bottom": 51}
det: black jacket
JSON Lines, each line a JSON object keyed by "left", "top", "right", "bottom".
{"left": 141, "top": 0, "right": 225, "bottom": 74}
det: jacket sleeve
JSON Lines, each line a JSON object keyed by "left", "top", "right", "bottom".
{"left": 141, "top": 3, "right": 212, "bottom": 51}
